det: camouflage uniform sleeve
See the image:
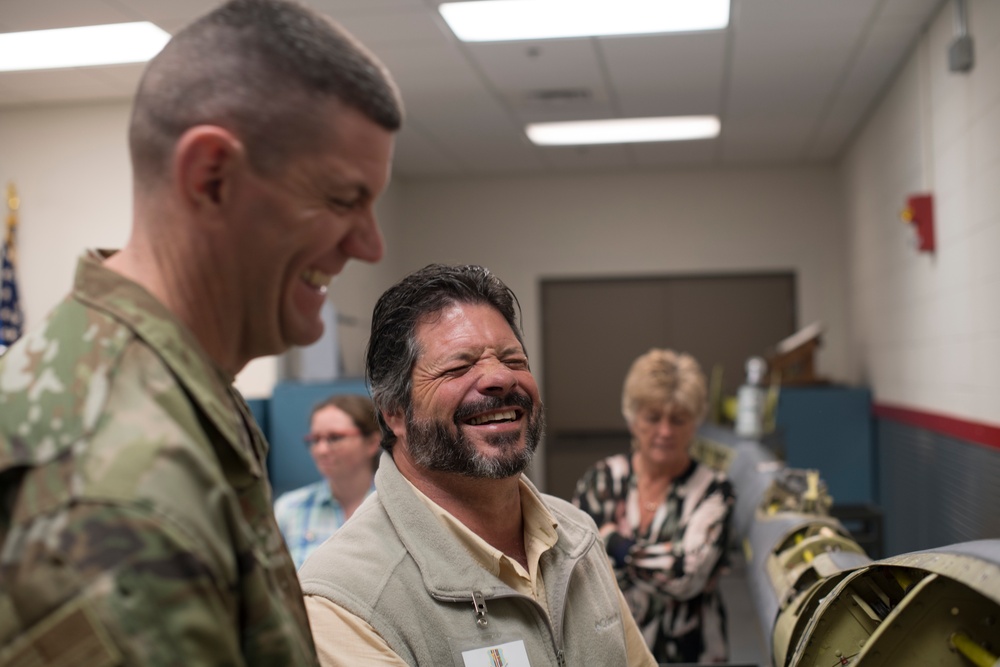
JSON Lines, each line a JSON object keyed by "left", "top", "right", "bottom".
{"left": 2, "top": 292, "right": 316, "bottom": 666}
{"left": 1, "top": 499, "right": 246, "bottom": 667}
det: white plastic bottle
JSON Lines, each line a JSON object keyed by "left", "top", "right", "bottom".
{"left": 735, "top": 356, "right": 768, "bottom": 440}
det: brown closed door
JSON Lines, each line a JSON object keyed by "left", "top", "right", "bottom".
{"left": 542, "top": 273, "right": 796, "bottom": 500}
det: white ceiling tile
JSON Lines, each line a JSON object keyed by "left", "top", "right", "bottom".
{"left": 464, "top": 39, "right": 606, "bottom": 99}
{"left": 880, "top": 0, "right": 946, "bottom": 22}
{"left": 375, "top": 42, "right": 484, "bottom": 96}
{"left": 733, "top": 30, "right": 860, "bottom": 65}
{"left": 86, "top": 63, "right": 148, "bottom": 95}
{"left": 728, "top": 23, "right": 864, "bottom": 114}
{"left": 1, "top": 0, "right": 136, "bottom": 31}
{"left": 315, "top": 0, "right": 427, "bottom": 10}
{"left": 629, "top": 140, "right": 719, "bottom": 168}
{"left": 806, "top": 143, "right": 842, "bottom": 163}
{"left": 600, "top": 32, "right": 726, "bottom": 116}
{"left": 806, "top": 89, "right": 874, "bottom": 158}
{"left": 419, "top": 104, "right": 524, "bottom": 147}
{"left": 728, "top": 0, "right": 877, "bottom": 117}
{"left": 617, "top": 92, "right": 721, "bottom": 119}
{"left": 726, "top": 84, "right": 827, "bottom": 119}
{"left": 727, "top": 24, "right": 860, "bottom": 117}
{"left": 103, "top": 0, "right": 221, "bottom": 24}
{"left": 534, "top": 144, "right": 631, "bottom": 171}
{"left": 839, "top": 23, "right": 919, "bottom": 98}
{"left": 406, "top": 99, "right": 544, "bottom": 173}
{"left": 969, "top": 0, "right": 1000, "bottom": 50}
{"left": 509, "top": 95, "right": 616, "bottom": 124}
{"left": 734, "top": 0, "right": 879, "bottom": 31}
{"left": 720, "top": 116, "right": 814, "bottom": 163}
{"left": 461, "top": 151, "right": 548, "bottom": 175}
{"left": 721, "top": 147, "right": 804, "bottom": 165}
{"left": 148, "top": 19, "right": 190, "bottom": 34}
{"left": 402, "top": 90, "right": 536, "bottom": 167}
{"left": 393, "top": 159, "right": 466, "bottom": 178}
{"left": 392, "top": 122, "right": 466, "bottom": 176}
{"left": 405, "top": 89, "right": 520, "bottom": 134}
{"left": 0, "top": 0, "right": 946, "bottom": 175}
{"left": 329, "top": 8, "right": 447, "bottom": 46}
{"left": 807, "top": 113, "right": 860, "bottom": 161}
{"left": 441, "top": 129, "right": 546, "bottom": 174}
{"left": 797, "top": 19, "right": 924, "bottom": 160}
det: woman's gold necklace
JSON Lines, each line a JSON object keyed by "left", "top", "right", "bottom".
{"left": 638, "top": 480, "right": 669, "bottom": 512}
{"left": 635, "top": 457, "right": 671, "bottom": 513}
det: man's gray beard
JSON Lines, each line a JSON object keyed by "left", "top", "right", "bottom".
{"left": 404, "top": 401, "right": 544, "bottom": 479}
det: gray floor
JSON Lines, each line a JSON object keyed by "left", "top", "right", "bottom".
{"left": 717, "top": 550, "right": 768, "bottom": 667}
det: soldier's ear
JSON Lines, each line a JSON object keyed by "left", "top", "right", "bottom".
{"left": 172, "top": 126, "right": 247, "bottom": 211}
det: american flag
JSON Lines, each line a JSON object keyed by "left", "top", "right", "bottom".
{"left": 1, "top": 184, "right": 24, "bottom": 354}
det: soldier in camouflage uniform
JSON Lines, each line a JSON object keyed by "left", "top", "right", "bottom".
{"left": 0, "top": 0, "right": 402, "bottom": 664}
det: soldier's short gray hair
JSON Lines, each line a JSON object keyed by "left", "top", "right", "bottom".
{"left": 129, "top": 0, "right": 403, "bottom": 186}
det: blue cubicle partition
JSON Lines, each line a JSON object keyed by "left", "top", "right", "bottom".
{"left": 262, "top": 378, "right": 371, "bottom": 499}
{"left": 775, "top": 385, "right": 875, "bottom": 505}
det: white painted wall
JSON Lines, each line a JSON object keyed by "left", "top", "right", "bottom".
{"left": 324, "top": 179, "right": 406, "bottom": 378}
{"left": 1, "top": 104, "right": 851, "bottom": 402}
{"left": 393, "top": 168, "right": 850, "bottom": 487}
{"left": 0, "top": 101, "right": 133, "bottom": 328}
{"left": 395, "top": 166, "right": 850, "bottom": 393}
{"left": 841, "top": 0, "right": 1000, "bottom": 425}
{"left": 0, "top": 99, "right": 407, "bottom": 398}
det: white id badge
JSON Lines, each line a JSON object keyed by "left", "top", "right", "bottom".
{"left": 460, "top": 639, "right": 532, "bottom": 667}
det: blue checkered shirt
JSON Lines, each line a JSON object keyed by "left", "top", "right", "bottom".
{"left": 274, "top": 479, "right": 376, "bottom": 570}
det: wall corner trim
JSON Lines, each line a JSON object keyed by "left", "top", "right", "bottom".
{"left": 873, "top": 403, "right": 1000, "bottom": 451}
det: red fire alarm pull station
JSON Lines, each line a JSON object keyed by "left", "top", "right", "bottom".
{"left": 901, "top": 193, "right": 935, "bottom": 253}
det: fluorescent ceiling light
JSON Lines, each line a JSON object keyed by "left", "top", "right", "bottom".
{"left": 440, "top": 0, "right": 729, "bottom": 42}
{"left": 526, "top": 116, "right": 721, "bottom": 145}
{"left": 0, "top": 22, "right": 171, "bottom": 72}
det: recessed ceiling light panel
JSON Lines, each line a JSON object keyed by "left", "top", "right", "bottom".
{"left": 526, "top": 116, "right": 721, "bottom": 145}
{"left": 440, "top": 0, "right": 730, "bottom": 42}
{"left": 0, "top": 22, "right": 171, "bottom": 72}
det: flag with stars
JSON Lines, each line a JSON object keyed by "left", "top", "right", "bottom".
{"left": 1, "top": 184, "right": 24, "bottom": 353}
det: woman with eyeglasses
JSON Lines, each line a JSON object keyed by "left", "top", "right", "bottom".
{"left": 274, "top": 393, "right": 381, "bottom": 570}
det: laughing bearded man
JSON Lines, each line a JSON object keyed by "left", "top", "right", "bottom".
{"left": 299, "top": 263, "right": 656, "bottom": 667}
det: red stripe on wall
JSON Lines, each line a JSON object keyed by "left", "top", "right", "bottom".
{"left": 873, "top": 403, "right": 1000, "bottom": 451}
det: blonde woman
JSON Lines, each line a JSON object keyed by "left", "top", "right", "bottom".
{"left": 573, "top": 349, "right": 735, "bottom": 663}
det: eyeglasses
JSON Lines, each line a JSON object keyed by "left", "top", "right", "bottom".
{"left": 304, "top": 431, "right": 362, "bottom": 447}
